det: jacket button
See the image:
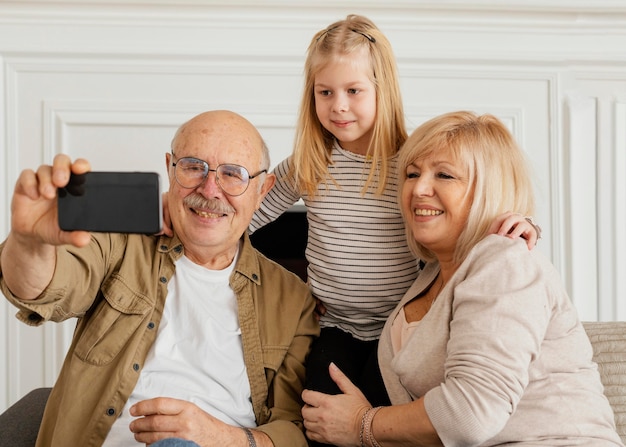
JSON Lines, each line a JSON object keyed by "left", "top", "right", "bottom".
{"left": 160, "top": 245, "right": 168, "bottom": 250}
{"left": 252, "top": 274, "right": 258, "bottom": 281}
{"left": 147, "top": 321, "right": 155, "bottom": 330}
{"left": 106, "top": 408, "right": 115, "bottom": 416}
{"left": 133, "top": 363, "right": 140, "bottom": 371}
{"left": 160, "top": 276, "right": 167, "bottom": 283}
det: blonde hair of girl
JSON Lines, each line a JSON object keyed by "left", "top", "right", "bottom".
{"left": 292, "top": 14, "right": 408, "bottom": 197}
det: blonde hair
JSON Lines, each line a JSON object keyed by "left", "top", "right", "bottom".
{"left": 397, "top": 111, "right": 535, "bottom": 264}
{"left": 291, "top": 14, "right": 407, "bottom": 197}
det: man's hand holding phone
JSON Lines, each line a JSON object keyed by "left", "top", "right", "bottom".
{"left": 11, "top": 154, "right": 93, "bottom": 249}
{"left": 2, "top": 154, "right": 162, "bottom": 300}
{"left": 2, "top": 155, "right": 92, "bottom": 299}
{"left": 12, "top": 153, "right": 163, "bottom": 249}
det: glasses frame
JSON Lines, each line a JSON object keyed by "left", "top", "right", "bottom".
{"left": 171, "top": 156, "right": 267, "bottom": 197}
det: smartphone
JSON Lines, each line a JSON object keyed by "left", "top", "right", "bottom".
{"left": 58, "top": 171, "right": 162, "bottom": 234}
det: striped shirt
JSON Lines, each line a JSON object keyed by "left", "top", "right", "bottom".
{"left": 250, "top": 143, "right": 420, "bottom": 341}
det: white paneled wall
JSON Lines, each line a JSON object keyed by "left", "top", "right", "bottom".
{"left": 1, "top": 0, "right": 625, "bottom": 411}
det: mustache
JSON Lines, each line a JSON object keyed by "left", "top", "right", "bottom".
{"left": 183, "top": 193, "right": 235, "bottom": 215}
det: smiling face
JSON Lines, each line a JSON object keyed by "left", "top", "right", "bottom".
{"left": 313, "top": 49, "right": 377, "bottom": 155}
{"left": 166, "top": 110, "right": 275, "bottom": 268}
{"left": 401, "top": 149, "right": 474, "bottom": 262}
{"left": 399, "top": 111, "right": 535, "bottom": 265}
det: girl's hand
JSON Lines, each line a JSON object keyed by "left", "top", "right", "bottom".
{"left": 490, "top": 211, "right": 541, "bottom": 250}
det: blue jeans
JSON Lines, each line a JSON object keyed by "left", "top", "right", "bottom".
{"left": 151, "top": 439, "right": 200, "bottom": 447}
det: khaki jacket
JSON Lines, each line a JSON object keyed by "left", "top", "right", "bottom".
{"left": 0, "top": 232, "right": 319, "bottom": 447}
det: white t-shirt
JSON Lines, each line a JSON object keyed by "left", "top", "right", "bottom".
{"left": 103, "top": 251, "right": 255, "bottom": 445}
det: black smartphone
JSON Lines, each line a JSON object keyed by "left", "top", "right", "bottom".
{"left": 58, "top": 171, "right": 162, "bottom": 234}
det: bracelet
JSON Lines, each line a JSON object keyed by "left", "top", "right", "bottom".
{"left": 359, "top": 407, "right": 370, "bottom": 447}
{"left": 524, "top": 215, "right": 542, "bottom": 240}
{"left": 360, "top": 406, "right": 383, "bottom": 447}
{"left": 242, "top": 427, "right": 257, "bottom": 447}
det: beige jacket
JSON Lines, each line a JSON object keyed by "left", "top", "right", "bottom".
{"left": 0, "top": 232, "right": 319, "bottom": 447}
{"left": 379, "top": 235, "right": 623, "bottom": 446}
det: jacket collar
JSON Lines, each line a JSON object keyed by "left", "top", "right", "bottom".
{"left": 157, "top": 232, "right": 261, "bottom": 286}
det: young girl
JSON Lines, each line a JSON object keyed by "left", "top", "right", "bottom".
{"left": 248, "top": 13, "right": 540, "bottom": 419}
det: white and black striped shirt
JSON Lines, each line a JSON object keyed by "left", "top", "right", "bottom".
{"left": 250, "top": 143, "right": 420, "bottom": 341}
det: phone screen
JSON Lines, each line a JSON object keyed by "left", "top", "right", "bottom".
{"left": 58, "top": 172, "right": 162, "bottom": 234}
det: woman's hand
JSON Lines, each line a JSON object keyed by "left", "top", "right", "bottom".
{"left": 302, "top": 363, "right": 371, "bottom": 447}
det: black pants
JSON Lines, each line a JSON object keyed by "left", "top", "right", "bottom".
{"left": 305, "top": 327, "right": 390, "bottom": 447}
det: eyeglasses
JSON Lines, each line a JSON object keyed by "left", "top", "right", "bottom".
{"left": 171, "top": 156, "right": 267, "bottom": 196}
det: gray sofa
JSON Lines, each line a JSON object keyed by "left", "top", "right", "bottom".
{"left": 1, "top": 321, "right": 625, "bottom": 446}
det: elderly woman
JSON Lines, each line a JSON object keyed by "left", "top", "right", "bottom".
{"left": 302, "top": 111, "right": 624, "bottom": 446}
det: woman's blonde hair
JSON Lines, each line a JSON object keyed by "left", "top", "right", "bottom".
{"left": 397, "top": 111, "right": 536, "bottom": 264}
{"left": 291, "top": 14, "right": 407, "bottom": 197}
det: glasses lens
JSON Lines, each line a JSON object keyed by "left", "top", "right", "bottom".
{"left": 217, "top": 164, "right": 250, "bottom": 196}
{"left": 175, "top": 158, "right": 208, "bottom": 188}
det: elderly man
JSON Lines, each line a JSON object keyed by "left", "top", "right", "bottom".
{"left": 0, "top": 110, "right": 319, "bottom": 447}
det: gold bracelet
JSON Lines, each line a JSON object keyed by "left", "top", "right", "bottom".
{"left": 242, "top": 427, "right": 257, "bottom": 447}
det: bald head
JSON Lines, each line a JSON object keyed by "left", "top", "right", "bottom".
{"left": 171, "top": 110, "right": 270, "bottom": 171}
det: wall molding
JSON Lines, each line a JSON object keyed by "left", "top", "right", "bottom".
{"left": 1, "top": 2, "right": 626, "bottom": 63}
{"left": 1, "top": 0, "right": 625, "bottom": 413}
{"left": 615, "top": 102, "right": 626, "bottom": 318}
{"left": 4, "top": 0, "right": 626, "bottom": 13}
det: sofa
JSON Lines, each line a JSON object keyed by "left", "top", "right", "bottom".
{"left": 582, "top": 321, "right": 626, "bottom": 444}
{"left": 1, "top": 321, "right": 625, "bottom": 446}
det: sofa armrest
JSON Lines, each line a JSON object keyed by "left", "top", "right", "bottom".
{"left": 0, "top": 387, "right": 52, "bottom": 447}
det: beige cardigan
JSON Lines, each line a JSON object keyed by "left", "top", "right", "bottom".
{"left": 378, "top": 235, "right": 624, "bottom": 446}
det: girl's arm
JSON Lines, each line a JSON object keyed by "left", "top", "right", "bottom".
{"left": 249, "top": 156, "right": 302, "bottom": 234}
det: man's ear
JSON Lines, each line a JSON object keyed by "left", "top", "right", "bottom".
{"left": 257, "top": 172, "right": 276, "bottom": 208}
{"left": 165, "top": 152, "right": 172, "bottom": 172}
